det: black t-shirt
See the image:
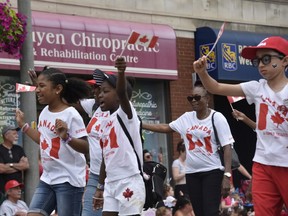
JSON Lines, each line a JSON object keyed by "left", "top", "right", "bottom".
{"left": 0, "top": 144, "right": 26, "bottom": 193}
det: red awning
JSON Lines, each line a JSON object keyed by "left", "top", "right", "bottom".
{"left": 0, "top": 11, "right": 177, "bottom": 79}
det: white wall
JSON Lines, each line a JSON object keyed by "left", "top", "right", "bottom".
{"left": 10, "top": 0, "right": 288, "bottom": 37}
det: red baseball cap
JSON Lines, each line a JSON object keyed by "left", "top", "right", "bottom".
{"left": 241, "top": 36, "right": 288, "bottom": 59}
{"left": 5, "top": 180, "right": 23, "bottom": 192}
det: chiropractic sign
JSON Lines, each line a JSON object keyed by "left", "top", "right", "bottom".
{"left": 0, "top": 12, "right": 177, "bottom": 80}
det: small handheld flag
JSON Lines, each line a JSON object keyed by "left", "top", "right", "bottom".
{"left": 127, "top": 31, "right": 159, "bottom": 48}
{"left": 206, "top": 22, "right": 226, "bottom": 57}
{"left": 227, "top": 96, "right": 245, "bottom": 104}
{"left": 15, "top": 83, "right": 36, "bottom": 109}
{"left": 16, "top": 83, "right": 36, "bottom": 93}
{"left": 227, "top": 96, "right": 245, "bottom": 117}
{"left": 119, "top": 31, "right": 159, "bottom": 57}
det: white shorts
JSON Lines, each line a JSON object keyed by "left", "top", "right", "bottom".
{"left": 103, "top": 174, "right": 145, "bottom": 215}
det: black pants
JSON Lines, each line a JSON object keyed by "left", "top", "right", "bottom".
{"left": 174, "top": 184, "right": 188, "bottom": 200}
{"left": 186, "top": 169, "right": 223, "bottom": 216}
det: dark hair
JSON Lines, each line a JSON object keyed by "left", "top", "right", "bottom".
{"left": 156, "top": 206, "right": 171, "bottom": 216}
{"left": 176, "top": 139, "right": 185, "bottom": 153}
{"left": 40, "top": 68, "right": 91, "bottom": 104}
{"left": 173, "top": 195, "right": 191, "bottom": 215}
{"left": 103, "top": 74, "right": 135, "bottom": 100}
{"left": 143, "top": 149, "right": 150, "bottom": 159}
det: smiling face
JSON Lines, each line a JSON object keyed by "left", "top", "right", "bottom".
{"left": 188, "top": 86, "right": 209, "bottom": 112}
{"left": 36, "top": 74, "right": 62, "bottom": 105}
{"left": 98, "top": 80, "right": 119, "bottom": 113}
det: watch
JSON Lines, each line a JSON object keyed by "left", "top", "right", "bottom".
{"left": 96, "top": 183, "right": 104, "bottom": 191}
{"left": 9, "top": 163, "right": 13, "bottom": 168}
{"left": 224, "top": 172, "right": 232, "bottom": 178}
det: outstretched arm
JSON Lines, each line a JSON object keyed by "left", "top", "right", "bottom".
{"left": 115, "top": 57, "right": 132, "bottom": 119}
{"left": 237, "top": 164, "right": 252, "bottom": 180}
{"left": 193, "top": 56, "right": 245, "bottom": 96}
{"left": 232, "top": 109, "right": 256, "bottom": 130}
{"left": 142, "top": 123, "right": 174, "bottom": 133}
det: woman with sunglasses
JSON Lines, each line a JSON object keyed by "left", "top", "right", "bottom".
{"left": 143, "top": 81, "right": 234, "bottom": 216}
{"left": 193, "top": 36, "right": 288, "bottom": 216}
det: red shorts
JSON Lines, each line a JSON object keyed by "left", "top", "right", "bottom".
{"left": 252, "top": 162, "right": 288, "bottom": 216}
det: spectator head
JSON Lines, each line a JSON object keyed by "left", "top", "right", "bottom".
{"left": 5, "top": 180, "right": 23, "bottom": 199}
{"left": 174, "top": 195, "right": 193, "bottom": 215}
{"left": 143, "top": 149, "right": 152, "bottom": 162}
{"left": 163, "top": 184, "right": 174, "bottom": 198}
{"left": 2, "top": 126, "right": 19, "bottom": 144}
{"left": 156, "top": 206, "right": 172, "bottom": 216}
{"left": 176, "top": 140, "right": 185, "bottom": 153}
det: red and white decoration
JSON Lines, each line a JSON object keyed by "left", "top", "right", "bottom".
{"left": 127, "top": 31, "right": 159, "bottom": 48}
{"left": 16, "top": 83, "right": 36, "bottom": 92}
{"left": 227, "top": 96, "right": 245, "bottom": 104}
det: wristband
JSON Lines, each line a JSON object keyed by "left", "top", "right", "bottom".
{"left": 96, "top": 183, "right": 104, "bottom": 191}
{"left": 62, "top": 133, "right": 72, "bottom": 143}
{"left": 21, "top": 123, "right": 30, "bottom": 133}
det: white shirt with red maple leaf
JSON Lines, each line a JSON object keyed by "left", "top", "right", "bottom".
{"left": 86, "top": 106, "right": 110, "bottom": 175}
{"left": 241, "top": 79, "right": 288, "bottom": 167}
{"left": 100, "top": 104, "right": 143, "bottom": 183}
{"left": 169, "top": 110, "right": 234, "bottom": 173}
{"left": 38, "top": 106, "right": 88, "bottom": 187}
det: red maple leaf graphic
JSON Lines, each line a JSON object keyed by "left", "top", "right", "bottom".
{"left": 95, "top": 124, "right": 100, "bottom": 131}
{"left": 271, "top": 112, "right": 285, "bottom": 127}
{"left": 41, "top": 139, "right": 48, "bottom": 150}
{"left": 123, "top": 188, "right": 133, "bottom": 201}
{"left": 277, "top": 105, "right": 288, "bottom": 116}
{"left": 139, "top": 36, "right": 149, "bottom": 44}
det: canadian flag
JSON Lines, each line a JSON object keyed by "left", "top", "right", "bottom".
{"left": 127, "top": 31, "right": 159, "bottom": 48}
{"left": 227, "top": 96, "right": 245, "bottom": 104}
{"left": 16, "top": 83, "right": 36, "bottom": 93}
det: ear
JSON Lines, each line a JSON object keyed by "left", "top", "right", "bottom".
{"left": 55, "top": 84, "right": 63, "bottom": 94}
{"left": 283, "top": 56, "right": 288, "bottom": 68}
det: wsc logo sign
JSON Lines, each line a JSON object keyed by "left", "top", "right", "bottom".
{"left": 222, "top": 43, "right": 237, "bottom": 71}
{"left": 200, "top": 44, "right": 216, "bottom": 72}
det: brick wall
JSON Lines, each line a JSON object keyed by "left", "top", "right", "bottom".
{"left": 169, "top": 37, "right": 195, "bottom": 159}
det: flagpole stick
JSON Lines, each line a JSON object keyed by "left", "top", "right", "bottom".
{"left": 16, "top": 93, "right": 19, "bottom": 110}
{"left": 230, "top": 103, "right": 239, "bottom": 121}
{"left": 119, "top": 46, "right": 126, "bottom": 58}
{"left": 205, "top": 22, "right": 226, "bottom": 57}
{"left": 119, "top": 31, "right": 134, "bottom": 58}
{"left": 206, "top": 43, "right": 217, "bottom": 57}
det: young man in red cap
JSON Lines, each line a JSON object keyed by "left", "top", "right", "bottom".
{"left": 0, "top": 180, "right": 28, "bottom": 215}
{"left": 193, "top": 36, "right": 288, "bottom": 216}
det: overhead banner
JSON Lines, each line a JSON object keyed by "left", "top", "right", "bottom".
{"left": 195, "top": 27, "right": 288, "bottom": 81}
{"left": 0, "top": 12, "right": 177, "bottom": 80}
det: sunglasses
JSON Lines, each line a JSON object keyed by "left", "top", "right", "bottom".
{"left": 187, "top": 95, "right": 203, "bottom": 102}
{"left": 8, "top": 149, "right": 13, "bottom": 159}
{"left": 145, "top": 154, "right": 152, "bottom": 159}
{"left": 251, "top": 54, "right": 284, "bottom": 67}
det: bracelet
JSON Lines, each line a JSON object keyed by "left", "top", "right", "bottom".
{"left": 21, "top": 123, "right": 30, "bottom": 133}
{"left": 61, "top": 133, "right": 72, "bottom": 143}
{"left": 96, "top": 183, "right": 104, "bottom": 191}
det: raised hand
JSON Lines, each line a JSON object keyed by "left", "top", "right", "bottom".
{"left": 55, "top": 118, "right": 68, "bottom": 139}
{"left": 15, "top": 109, "right": 26, "bottom": 128}
{"left": 115, "top": 57, "right": 126, "bottom": 73}
{"left": 193, "top": 56, "right": 208, "bottom": 75}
